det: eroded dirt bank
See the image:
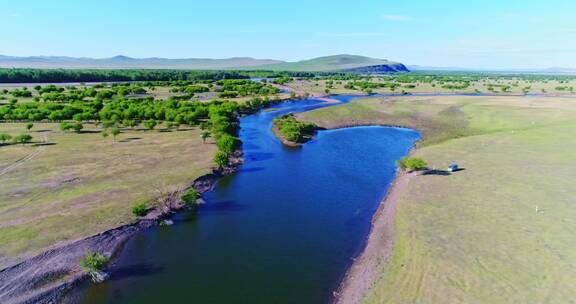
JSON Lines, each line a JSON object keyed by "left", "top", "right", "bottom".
{"left": 0, "top": 151, "right": 242, "bottom": 304}
{"left": 333, "top": 172, "right": 416, "bottom": 304}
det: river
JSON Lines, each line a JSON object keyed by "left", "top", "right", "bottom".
{"left": 65, "top": 95, "right": 420, "bottom": 303}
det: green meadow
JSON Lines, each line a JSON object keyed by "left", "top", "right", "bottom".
{"left": 301, "top": 95, "right": 576, "bottom": 303}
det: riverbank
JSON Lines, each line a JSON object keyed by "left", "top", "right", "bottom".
{"left": 0, "top": 151, "right": 243, "bottom": 304}
{"left": 334, "top": 171, "right": 415, "bottom": 304}
{"left": 300, "top": 94, "right": 576, "bottom": 303}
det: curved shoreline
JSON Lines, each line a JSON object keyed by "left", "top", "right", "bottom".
{"left": 2, "top": 93, "right": 414, "bottom": 304}
{"left": 334, "top": 170, "right": 415, "bottom": 304}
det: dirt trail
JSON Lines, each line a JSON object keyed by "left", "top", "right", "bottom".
{"left": 0, "top": 133, "right": 49, "bottom": 177}
{"left": 334, "top": 172, "right": 415, "bottom": 304}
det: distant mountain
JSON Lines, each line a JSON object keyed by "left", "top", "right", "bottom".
{"left": 0, "top": 55, "right": 284, "bottom": 70}
{"left": 408, "top": 65, "right": 468, "bottom": 71}
{"left": 540, "top": 67, "right": 576, "bottom": 74}
{"left": 409, "top": 65, "right": 576, "bottom": 74}
{"left": 0, "top": 54, "right": 409, "bottom": 73}
{"left": 259, "top": 55, "right": 409, "bottom": 72}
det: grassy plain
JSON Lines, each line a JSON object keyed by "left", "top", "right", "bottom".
{"left": 0, "top": 123, "right": 215, "bottom": 267}
{"left": 287, "top": 78, "right": 576, "bottom": 96}
{"left": 300, "top": 95, "right": 576, "bottom": 303}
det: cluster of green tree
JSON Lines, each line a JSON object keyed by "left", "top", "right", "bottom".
{"left": 0, "top": 92, "right": 248, "bottom": 165}
{"left": 317, "top": 74, "right": 365, "bottom": 81}
{"left": 555, "top": 86, "right": 574, "bottom": 92}
{"left": 441, "top": 82, "right": 471, "bottom": 90}
{"left": 344, "top": 81, "right": 401, "bottom": 92}
{"left": 215, "top": 79, "right": 280, "bottom": 98}
{"left": 272, "top": 77, "right": 292, "bottom": 85}
{"left": 272, "top": 114, "right": 317, "bottom": 143}
{"left": 0, "top": 69, "right": 252, "bottom": 83}
{"left": 170, "top": 84, "right": 210, "bottom": 94}
{"left": 0, "top": 68, "right": 331, "bottom": 84}
{"left": 0, "top": 133, "right": 33, "bottom": 145}
{"left": 486, "top": 84, "right": 512, "bottom": 92}
{"left": 9, "top": 87, "right": 33, "bottom": 98}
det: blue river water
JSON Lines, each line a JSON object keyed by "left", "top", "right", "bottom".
{"left": 69, "top": 95, "right": 420, "bottom": 303}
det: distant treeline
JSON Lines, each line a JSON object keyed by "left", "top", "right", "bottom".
{"left": 0, "top": 68, "right": 323, "bottom": 83}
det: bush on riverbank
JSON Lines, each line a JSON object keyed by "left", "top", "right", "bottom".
{"left": 182, "top": 188, "right": 199, "bottom": 207}
{"left": 79, "top": 251, "right": 109, "bottom": 274}
{"left": 131, "top": 202, "right": 147, "bottom": 217}
{"left": 397, "top": 157, "right": 428, "bottom": 172}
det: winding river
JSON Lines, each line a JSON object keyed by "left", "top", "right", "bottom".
{"left": 66, "top": 95, "right": 420, "bottom": 303}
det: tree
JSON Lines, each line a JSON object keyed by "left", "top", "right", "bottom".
{"left": 201, "top": 131, "right": 211, "bottom": 143}
{"left": 397, "top": 157, "right": 428, "bottom": 172}
{"left": 0, "top": 133, "right": 12, "bottom": 145}
{"left": 144, "top": 120, "right": 157, "bottom": 131}
{"left": 216, "top": 134, "right": 240, "bottom": 154}
{"left": 214, "top": 151, "right": 229, "bottom": 168}
{"left": 71, "top": 123, "right": 83, "bottom": 133}
{"left": 111, "top": 127, "right": 120, "bottom": 141}
{"left": 199, "top": 121, "right": 210, "bottom": 130}
{"left": 26, "top": 122, "right": 34, "bottom": 132}
{"left": 101, "top": 131, "right": 109, "bottom": 138}
{"left": 12, "top": 134, "right": 33, "bottom": 145}
{"left": 60, "top": 122, "right": 70, "bottom": 132}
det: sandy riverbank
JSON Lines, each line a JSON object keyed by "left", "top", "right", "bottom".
{"left": 334, "top": 171, "right": 416, "bottom": 304}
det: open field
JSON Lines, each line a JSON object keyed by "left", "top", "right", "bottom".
{"left": 300, "top": 95, "right": 576, "bottom": 303}
{"left": 0, "top": 123, "right": 215, "bottom": 268}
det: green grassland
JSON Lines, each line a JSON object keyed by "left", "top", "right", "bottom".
{"left": 300, "top": 95, "right": 576, "bottom": 303}
{"left": 0, "top": 122, "right": 215, "bottom": 267}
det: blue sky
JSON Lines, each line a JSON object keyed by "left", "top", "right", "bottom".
{"left": 1, "top": 0, "right": 575, "bottom": 69}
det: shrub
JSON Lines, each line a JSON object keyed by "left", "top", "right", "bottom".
{"left": 0, "top": 133, "right": 12, "bottom": 145}
{"left": 182, "top": 188, "right": 199, "bottom": 207}
{"left": 214, "top": 151, "right": 229, "bottom": 168}
{"left": 132, "top": 202, "right": 147, "bottom": 217}
{"left": 144, "top": 120, "right": 157, "bottom": 130}
{"left": 79, "top": 251, "right": 109, "bottom": 274}
{"left": 12, "top": 134, "right": 33, "bottom": 145}
{"left": 397, "top": 157, "right": 428, "bottom": 172}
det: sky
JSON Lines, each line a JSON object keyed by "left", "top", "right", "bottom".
{"left": 1, "top": 0, "right": 575, "bottom": 69}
